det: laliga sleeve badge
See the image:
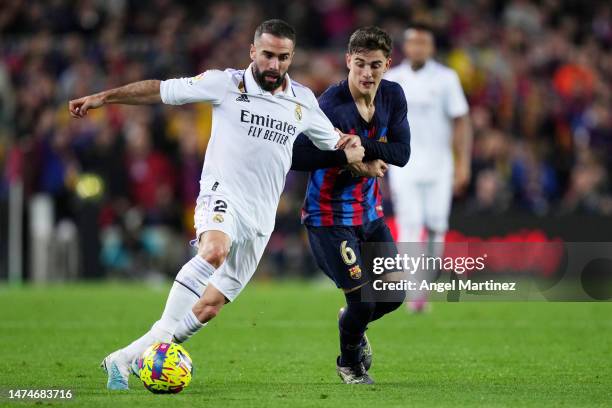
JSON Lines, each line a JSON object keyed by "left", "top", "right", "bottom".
{"left": 213, "top": 214, "right": 224, "bottom": 223}
{"left": 349, "top": 265, "right": 362, "bottom": 280}
{"left": 294, "top": 104, "right": 302, "bottom": 121}
{"left": 188, "top": 72, "right": 205, "bottom": 85}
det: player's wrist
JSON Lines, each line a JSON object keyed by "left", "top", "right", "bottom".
{"left": 96, "top": 91, "right": 110, "bottom": 105}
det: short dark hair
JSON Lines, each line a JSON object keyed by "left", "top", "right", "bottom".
{"left": 404, "top": 22, "right": 435, "bottom": 38}
{"left": 347, "top": 26, "right": 393, "bottom": 58}
{"left": 254, "top": 19, "right": 296, "bottom": 45}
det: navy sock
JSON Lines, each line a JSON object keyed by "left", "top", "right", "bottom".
{"left": 339, "top": 290, "right": 376, "bottom": 367}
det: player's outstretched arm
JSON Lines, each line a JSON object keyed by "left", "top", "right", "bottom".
{"left": 291, "top": 134, "right": 348, "bottom": 171}
{"left": 69, "top": 80, "right": 162, "bottom": 118}
{"left": 291, "top": 133, "right": 364, "bottom": 172}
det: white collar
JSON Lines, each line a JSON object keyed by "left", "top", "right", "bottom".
{"left": 244, "top": 63, "right": 294, "bottom": 96}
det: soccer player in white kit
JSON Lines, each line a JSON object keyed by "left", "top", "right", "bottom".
{"left": 69, "top": 19, "right": 364, "bottom": 390}
{"left": 385, "top": 23, "right": 472, "bottom": 311}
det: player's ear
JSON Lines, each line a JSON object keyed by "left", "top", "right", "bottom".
{"left": 384, "top": 57, "right": 392, "bottom": 72}
{"left": 345, "top": 53, "right": 352, "bottom": 70}
{"left": 249, "top": 44, "right": 256, "bottom": 61}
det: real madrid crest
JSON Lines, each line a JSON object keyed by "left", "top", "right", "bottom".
{"left": 294, "top": 104, "right": 302, "bottom": 121}
{"left": 213, "top": 214, "right": 224, "bottom": 223}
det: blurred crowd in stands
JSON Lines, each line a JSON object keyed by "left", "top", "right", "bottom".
{"left": 0, "top": 0, "right": 610, "bottom": 279}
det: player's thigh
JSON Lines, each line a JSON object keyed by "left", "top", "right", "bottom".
{"left": 423, "top": 178, "right": 452, "bottom": 233}
{"left": 208, "top": 234, "right": 270, "bottom": 302}
{"left": 306, "top": 225, "right": 367, "bottom": 290}
{"left": 359, "top": 219, "right": 406, "bottom": 302}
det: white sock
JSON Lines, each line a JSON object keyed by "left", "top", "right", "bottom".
{"left": 120, "top": 256, "right": 215, "bottom": 362}
{"left": 173, "top": 310, "right": 206, "bottom": 344}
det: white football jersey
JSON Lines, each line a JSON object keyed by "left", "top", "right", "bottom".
{"left": 160, "top": 64, "right": 339, "bottom": 236}
{"left": 385, "top": 60, "right": 468, "bottom": 181}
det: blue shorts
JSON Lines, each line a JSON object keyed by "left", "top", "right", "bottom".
{"left": 306, "top": 218, "right": 397, "bottom": 290}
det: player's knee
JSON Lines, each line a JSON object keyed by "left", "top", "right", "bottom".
{"left": 370, "top": 300, "right": 403, "bottom": 322}
{"left": 198, "top": 242, "right": 229, "bottom": 268}
{"left": 400, "top": 225, "right": 424, "bottom": 242}
{"left": 343, "top": 290, "right": 377, "bottom": 323}
{"left": 383, "top": 301, "right": 403, "bottom": 314}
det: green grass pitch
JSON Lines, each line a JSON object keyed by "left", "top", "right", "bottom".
{"left": 0, "top": 281, "right": 611, "bottom": 407}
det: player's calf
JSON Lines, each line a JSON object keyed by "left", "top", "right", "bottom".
{"left": 173, "top": 284, "right": 227, "bottom": 343}
{"left": 338, "top": 292, "right": 376, "bottom": 367}
{"left": 339, "top": 307, "right": 373, "bottom": 371}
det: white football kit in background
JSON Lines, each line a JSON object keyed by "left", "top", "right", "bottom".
{"left": 161, "top": 65, "right": 338, "bottom": 300}
{"left": 385, "top": 60, "right": 469, "bottom": 241}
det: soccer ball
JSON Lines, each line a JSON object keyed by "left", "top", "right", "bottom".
{"left": 138, "top": 342, "right": 193, "bottom": 394}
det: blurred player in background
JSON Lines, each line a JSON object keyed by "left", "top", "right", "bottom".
{"left": 385, "top": 23, "right": 472, "bottom": 312}
{"left": 291, "top": 26, "right": 411, "bottom": 384}
{"left": 69, "top": 19, "right": 364, "bottom": 390}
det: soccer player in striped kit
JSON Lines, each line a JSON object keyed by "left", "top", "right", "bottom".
{"left": 292, "top": 26, "right": 411, "bottom": 384}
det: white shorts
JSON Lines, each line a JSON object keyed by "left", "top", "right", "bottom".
{"left": 194, "top": 193, "right": 238, "bottom": 242}
{"left": 193, "top": 192, "right": 270, "bottom": 302}
{"left": 391, "top": 177, "right": 452, "bottom": 241}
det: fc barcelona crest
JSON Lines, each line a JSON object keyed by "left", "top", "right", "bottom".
{"left": 295, "top": 104, "right": 302, "bottom": 121}
{"left": 349, "top": 265, "right": 362, "bottom": 280}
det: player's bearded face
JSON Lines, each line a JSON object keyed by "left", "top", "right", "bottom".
{"left": 252, "top": 64, "right": 287, "bottom": 92}
{"left": 250, "top": 34, "right": 294, "bottom": 93}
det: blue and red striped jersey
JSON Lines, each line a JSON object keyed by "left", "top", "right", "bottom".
{"left": 301, "top": 79, "right": 410, "bottom": 227}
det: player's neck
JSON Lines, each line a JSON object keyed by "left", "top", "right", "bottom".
{"left": 348, "top": 80, "right": 377, "bottom": 123}
{"left": 348, "top": 80, "right": 377, "bottom": 108}
{"left": 410, "top": 60, "right": 427, "bottom": 71}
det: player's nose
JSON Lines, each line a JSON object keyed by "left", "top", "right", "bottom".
{"left": 268, "top": 58, "right": 279, "bottom": 71}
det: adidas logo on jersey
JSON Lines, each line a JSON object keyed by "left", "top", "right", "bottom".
{"left": 236, "top": 94, "right": 250, "bottom": 103}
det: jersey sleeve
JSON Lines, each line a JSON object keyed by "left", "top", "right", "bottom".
{"left": 444, "top": 70, "right": 469, "bottom": 118}
{"left": 302, "top": 92, "right": 339, "bottom": 151}
{"left": 290, "top": 133, "right": 347, "bottom": 171}
{"left": 361, "top": 83, "right": 411, "bottom": 167}
{"left": 160, "top": 70, "right": 230, "bottom": 106}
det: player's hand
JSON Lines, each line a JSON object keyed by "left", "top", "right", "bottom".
{"left": 347, "top": 159, "right": 388, "bottom": 178}
{"left": 343, "top": 144, "right": 365, "bottom": 164}
{"left": 68, "top": 94, "right": 105, "bottom": 118}
{"left": 342, "top": 140, "right": 365, "bottom": 164}
{"left": 336, "top": 131, "right": 361, "bottom": 149}
{"left": 453, "top": 162, "right": 471, "bottom": 196}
